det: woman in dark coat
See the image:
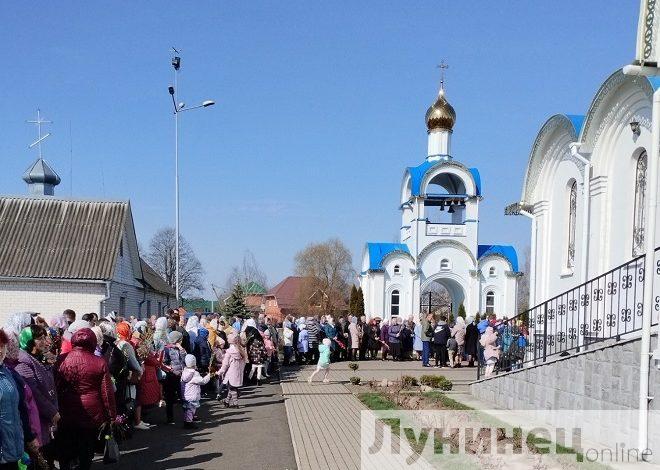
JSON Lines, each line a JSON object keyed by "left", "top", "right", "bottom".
{"left": 15, "top": 325, "right": 59, "bottom": 449}
{"left": 56, "top": 328, "right": 116, "bottom": 470}
{"left": 464, "top": 317, "right": 479, "bottom": 367}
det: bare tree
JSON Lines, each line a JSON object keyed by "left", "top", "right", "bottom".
{"left": 420, "top": 283, "right": 452, "bottom": 315}
{"left": 517, "top": 246, "right": 531, "bottom": 314}
{"left": 224, "top": 250, "right": 268, "bottom": 293}
{"left": 294, "top": 238, "right": 354, "bottom": 315}
{"left": 146, "top": 227, "right": 205, "bottom": 298}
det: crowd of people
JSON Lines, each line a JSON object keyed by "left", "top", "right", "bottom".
{"left": 0, "top": 308, "right": 285, "bottom": 469}
{"left": 0, "top": 306, "right": 528, "bottom": 469}
{"left": 282, "top": 311, "right": 529, "bottom": 378}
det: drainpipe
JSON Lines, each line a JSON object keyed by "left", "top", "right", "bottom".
{"left": 519, "top": 210, "right": 536, "bottom": 306}
{"left": 569, "top": 143, "right": 591, "bottom": 285}
{"left": 623, "top": 63, "right": 660, "bottom": 453}
{"left": 99, "top": 281, "right": 112, "bottom": 316}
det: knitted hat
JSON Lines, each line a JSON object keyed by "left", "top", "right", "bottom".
{"left": 184, "top": 354, "right": 196, "bottom": 368}
{"left": 167, "top": 331, "right": 183, "bottom": 344}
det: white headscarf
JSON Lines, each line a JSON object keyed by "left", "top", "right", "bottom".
{"left": 5, "top": 312, "right": 33, "bottom": 336}
{"left": 455, "top": 316, "right": 466, "bottom": 328}
{"left": 185, "top": 316, "right": 200, "bottom": 333}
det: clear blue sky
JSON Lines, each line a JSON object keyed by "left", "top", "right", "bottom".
{"left": 0, "top": 1, "right": 639, "bottom": 295}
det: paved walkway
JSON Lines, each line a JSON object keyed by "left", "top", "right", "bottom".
{"left": 105, "top": 378, "right": 296, "bottom": 469}
{"left": 281, "top": 361, "right": 475, "bottom": 469}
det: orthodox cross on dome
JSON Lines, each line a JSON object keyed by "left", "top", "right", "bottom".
{"left": 26, "top": 108, "right": 52, "bottom": 160}
{"left": 437, "top": 60, "right": 449, "bottom": 92}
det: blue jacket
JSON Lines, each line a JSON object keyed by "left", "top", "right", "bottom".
{"left": 0, "top": 365, "right": 23, "bottom": 464}
{"left": 194, "top": 328, "right": 212, "bottom": 369}
{"left": 477, "top": 319, "right": 489, "bottom": 334}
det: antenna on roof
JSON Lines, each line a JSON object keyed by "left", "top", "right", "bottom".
{"left": 26, "top": 109, "right": 52, "bottom": 159}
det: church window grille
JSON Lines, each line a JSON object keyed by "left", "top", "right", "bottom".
{"left": 485, "top": 291, "right": 495, "bottom": 314}
{"left": 391, "top": 290, "right": 400, "bottom": 317}
{"left": 146, "top": 300, "right": 151, "bottom": 316}
{"left": 394, "top": 265, "right": 401, "bottom": 275}
{"left": 633, "top": 152, "right": 648, "bottom": 257}
{"left": 567, "top": 181, "right": 577, "bottom": 268}
{"left": 119, "top": 297, "right": 126, "bottom": 316}
{"left": 440, "top": 259, "right": 450, "bottom": 271}
{"left": 489, "top": 267, "right": 496, "bottom": 277}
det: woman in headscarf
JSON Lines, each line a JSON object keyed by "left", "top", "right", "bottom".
{"left": 15, "top": 325, "right": 59, "bottom": 455}
{"left": 348, "top": 317, "right": 361, "bottom": 361}
{"left": 115, "top": 322, "right": 144, "bottom": 427}
{"left": 185, "top": 316, "right": 200, "bottom": 354}
{"left": 135, "top": 326, "right": 162, "bottom": 428}
{"left": 479, "top": 326, "right": 500, "bottom": 377}
{"left": 161, "top": 331, "right": 186, "bottom": 424}
{"left": 4, "top": 312, "right": 33, "bottom": 338}
{"left": 450, "top": 316, "right": 467, "bottom": 367}
{"left": 56, "top": 328, "right": 116, "bottom": 470}
{"left": 464, "top": 316, "right": 479, "bottom": 367}
{"left": 152, "top": 317, "right": 169, "bottom": 352}
{"left": 218, "top": 332, "right": 247, "bottom": 408}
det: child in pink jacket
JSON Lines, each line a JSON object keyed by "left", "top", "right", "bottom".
{"left": 180, "top": 354, "right": 211, "bottom": 429}
{"left": 262, "top": 330, "right": 276, "bottom": 378}
{"left": 218, "top": 333, "right": 247, "bottom": 408}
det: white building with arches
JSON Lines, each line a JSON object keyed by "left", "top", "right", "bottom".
{"left": 360, "top": 85, "right": 520, "bottom": 321}
{"left": 510, "top": 69, "right": 660, "bottom": 307}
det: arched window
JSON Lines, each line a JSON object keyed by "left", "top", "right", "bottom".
{"left": 393, "top": 265, "right": 401, "bottom": 275}
{"left": 485, "top": 291, "right": 495, "bottom": 314}
{"left": 633, "top": 152, "right": 648, "bottom": 256}
{"left": 567, "top": 181, "right": 577, "bottom": 268}
{"left": 440, "top": 259, "right": 450, "bottom": 271}
{"left": 489, "top": 267, "right": 496, "bottom": 277}
{"left": 391, "top": 290, "right": 400, "bottom": 317}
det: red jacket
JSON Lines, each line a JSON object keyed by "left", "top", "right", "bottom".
{"left": 56, "top": 328, "right": 116, "bottom": 429}
{"left": 138, "top": 352, "right": 162, "bottom": 406}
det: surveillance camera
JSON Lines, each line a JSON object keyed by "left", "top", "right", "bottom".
{"left": 168, "top": 86, "right": 175, "bottom": 95}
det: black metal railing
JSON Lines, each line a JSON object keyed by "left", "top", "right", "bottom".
{"left": 477, "top": 248, "right": 660, "bottom": 379}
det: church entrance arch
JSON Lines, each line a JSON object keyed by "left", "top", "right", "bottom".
{"left": 420, "top": 276, "right": 466, "bottom": 317}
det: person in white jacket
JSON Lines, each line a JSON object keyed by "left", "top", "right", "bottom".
{"left": 282, "top": 324, "right": 294, "bottom": 365}
{"left": 180, "top": 354, "right": 211, "bottom": 429}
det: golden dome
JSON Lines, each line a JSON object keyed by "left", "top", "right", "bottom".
{"left": 425, "top": 88, "right": 456, "bottom": 132}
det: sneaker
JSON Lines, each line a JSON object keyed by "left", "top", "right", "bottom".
{"left": 134, "top": 422, "right": 151, "bottom": 430}
{"left": 165, "top": 420, "right": 175, "bottom": 425}
{"left": 322, "top": 378, "right": 330, "bottom": 383}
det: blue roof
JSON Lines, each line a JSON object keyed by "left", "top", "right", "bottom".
{"left": 406, "top": 160, "right": 481, "bottom": 197}
{"left": 366, "top": 243, "right": 410, "bottom": 271}
{"left": 648, "top": 76, "right": 660, "bottom": 92}
{"left": 478, "top": 244, "right": 519, "bottom": 272}
{"left": 565, "top": 114, "right": 585, "bottom": 137}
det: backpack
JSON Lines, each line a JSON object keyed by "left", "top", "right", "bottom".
{"left": 446, "top": 337, "right": 458, "bottom": 351}
{"left": 103, "top": 342, "right": 129, "bottom": 381}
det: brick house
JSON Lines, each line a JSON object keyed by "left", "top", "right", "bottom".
{"left": 0, "top": 195, "right": 174, "bottom": 324}
{"left": 263, "top": 276, "right": 304, "bottom": 323}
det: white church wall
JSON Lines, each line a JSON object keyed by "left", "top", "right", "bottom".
{"left": 478, "top": 257, "right": 517, "bottom": 316}
{"left": 382, "top": 255, "right": 415, "bottom": 319}
{"left": 544, "top": 159, "right": 583, "bottom": 299}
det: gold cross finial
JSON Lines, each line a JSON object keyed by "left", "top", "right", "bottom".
{"left": 437, "top": 60, "right": 449, "bottom": 91}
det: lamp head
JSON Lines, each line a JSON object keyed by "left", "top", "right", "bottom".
{"left": 168, "top": 86, "right": 175, "bottom": 96}
{"left": 202, "top": 100, "right": 215, "bottom": 107}
{"left": 630, "top": 121, "right": 641, "bottom": 137}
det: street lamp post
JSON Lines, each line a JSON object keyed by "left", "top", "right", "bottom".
{"left": 169, "top": 53, "right": 215, "bottom": 302}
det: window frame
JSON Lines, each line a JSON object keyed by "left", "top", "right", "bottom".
{"left": 390, "top": 289, "right": 400, "bottom": 317}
